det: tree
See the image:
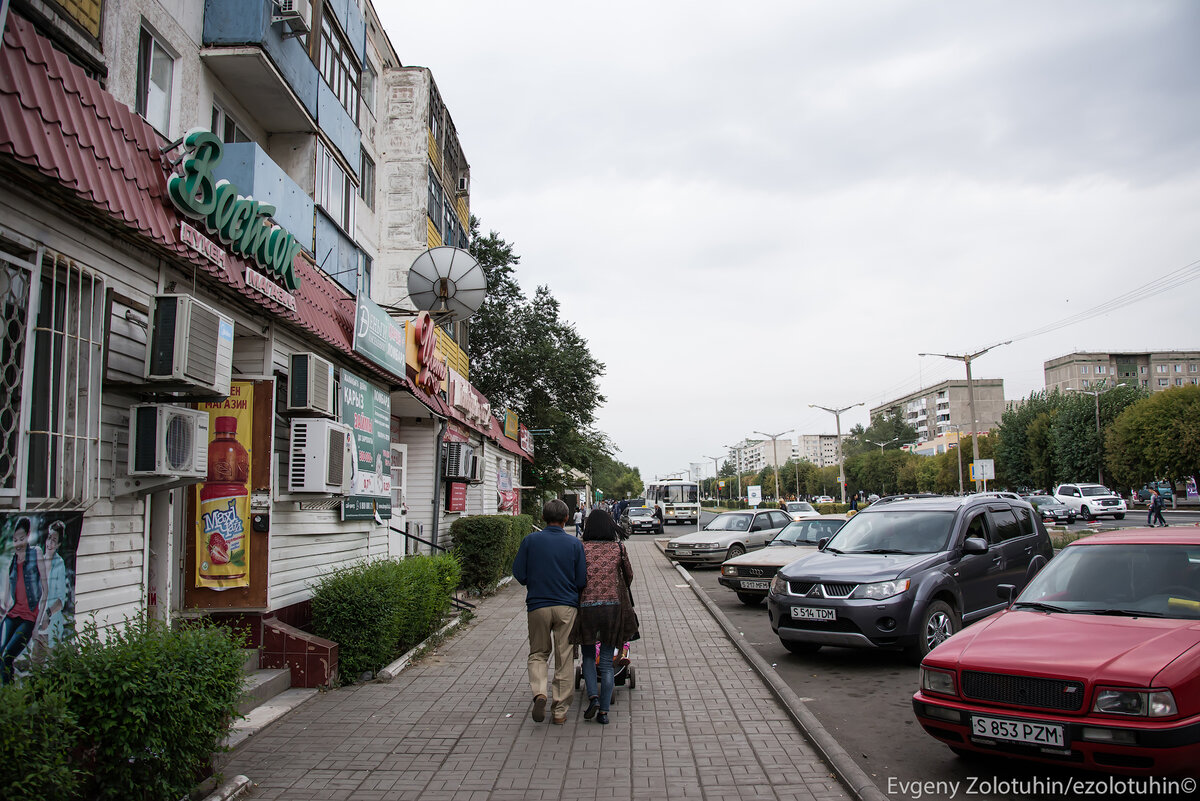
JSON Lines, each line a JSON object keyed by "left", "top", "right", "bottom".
{"left": 843, "top": 412, "right": 919, "bottom": 459}
{"left": 592, "top": 452, "right": 643, "bottom": 500}
{"left": 1105, "top": 386, "right": 1200, "bottom": 493}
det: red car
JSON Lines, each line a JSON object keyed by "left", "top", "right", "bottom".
{"left": 913, "top": 529, "right": 1200, "bottom": 776}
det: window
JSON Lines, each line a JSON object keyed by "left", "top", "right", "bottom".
{"left": 1159, "top": 378, "right": 1169, "bottom": 387}
{"left": 359, "top": 252, "right": 372, "bottom": 298}
{"left": 1191, "top": 364, "right": 1198, "bottom": 373}
{"left": 315, "top": 142, "right": 355, "bottom": 234}
{"left": 1175, "top": 364, "right": 1183, "bottom": 373}
{"left": 1081, "top": 379, "right": 1090, "bottom": 388}
{"left": 359, "top": 150, "right": 375, "bottom": 210}
{"left": 989, "top": 509, "right": 1023, "bottom": 543}
{"left": 361, "top": 61, "right": 376, "bottom": 114}
{"left": 1176, "top": 378, "right": 1184, "bottom": 386}
{"left": 1141, "top": 380, "right": 1148, "bottom": 387}
{"left": 427, "top": 168, "right": 443, "bottom": 223}
{"left": 1140, "top": 366, "right": 1147, "bottom": 374}
{"left": 136, "top": 27, "right": 174, "bottom": 134}
{"left": 210, "top": 104, "right": 250, "bottom": 144}
{"left": 1157, "top": 365, "right": 1167, "bottom": 373}
{"left": 319, "top": 14, "right": 360, "bottom": 123}
{"left": 0, "top": 232, "right": 104, "bottom": 509}
{"left": 1080, "top": 366, "right": 1089, "bottom": 374}
{"left": 1096, "top": 365, "right": 1106, "bottom": 374}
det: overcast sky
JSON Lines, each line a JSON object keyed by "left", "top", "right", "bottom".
{"left": 381, "top": 1, "right": 1200, "bottom": 483}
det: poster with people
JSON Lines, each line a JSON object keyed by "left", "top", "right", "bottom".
{"left": 497, "top": 463, "right": 519, "bottom": 515}
{"left": 0, "top": 511, "right": 80, "bottom": 683}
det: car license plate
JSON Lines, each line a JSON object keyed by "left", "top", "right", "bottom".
{"left": 971, "top": 715, "right": 1065, "bottom": 747}
{"left": 741, "top": 580, "right": 770, "bottom": 590}
{"left": 790, "top": 606, "right": 836, "bottom": 621}
{"left": 675, "top": 549, "right": 692, "bottom": 556}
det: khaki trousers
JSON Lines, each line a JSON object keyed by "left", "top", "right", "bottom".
{"left": 527, "top": 605, "right": 577, "bottom": 716}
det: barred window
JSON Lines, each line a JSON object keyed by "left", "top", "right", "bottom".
{"left": 0, "top": 229, "right": 104, "bottom": 510}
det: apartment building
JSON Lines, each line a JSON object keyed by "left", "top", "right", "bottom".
{"left": 870, "top": 378, "right": 1005, "bottom": 443}
{"left": 1044, "top": 350, "right": 1200, "bottom": 393}
{"left": 797, "top": 434, "right": 845, "bottom": 468}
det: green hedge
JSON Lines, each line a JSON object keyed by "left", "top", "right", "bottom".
{"left": 449, "top": 514, "right": 533, "bottom": 592}
{"left": 310, "top": 553, "right": 462, "bottom": 685}
{"left": 2, "top": 619, "right": 247, "bottom": 801}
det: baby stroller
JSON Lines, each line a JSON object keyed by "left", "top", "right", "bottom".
{"left": 574, "top": 642, "right": 636, "bottom": 699}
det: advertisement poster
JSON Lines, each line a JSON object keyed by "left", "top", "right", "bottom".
{"left": 447, "top": 481, "right": 467, "bottom": 512}
{"left": 0, "top": 511, "right": 80, "bottom": 683}
{"left": 748, "top": 485, "right": 762, "bottom": 506}
{"left": 341, "top": 370, "right": 392, "bottom": 521}
{"left": 352, "top": 294, "right": 407, "bottom": 376}
{"left": 497, "top": 463, "right": 518, "bottom": 515}
{"left": 195, "top": 381, "right": 254, "bottom": 590}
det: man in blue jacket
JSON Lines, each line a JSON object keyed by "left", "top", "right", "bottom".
{"left": 513, "top": 498, "right": 587, "bottom": 724}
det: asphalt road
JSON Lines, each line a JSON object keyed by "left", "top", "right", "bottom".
{"left": 648, "top": 508, "right": 1200, "bottom": 801}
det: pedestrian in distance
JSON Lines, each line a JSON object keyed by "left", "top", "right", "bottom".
{"left": 572, "top": 510, "right": 640, "bottom": 725}
{"left": 573, "top": 507, "right": 584, "bottom": 537}
{"left": 512, "top": 499, "right": 588, "bottom": 724}
{"left": 1148, "top": 489, "right": 1168, "bottom": 528}
{"left": 849, "top": 494, "right": 859, "bottom": 512}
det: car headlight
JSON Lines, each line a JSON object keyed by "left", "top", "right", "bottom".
{"left": 695, "top": 543, "right": 719, "bottom": 550}
{"left": 667, "top": 542, "right": 678, "bottom": 549}
{"left": 920, "top": 667, "right": 957, "bottom": 697}
{"left": 1093, "top": 688, "right": 1177, "bottom": 717}
{"left": 722, "top": 565, "right": 738, "bottom": 576}
{"left": 771, "top": 575, "right": 788, "bottom": 595}
{"left": 853, "top": 578, "right": 911, "bottom": 600}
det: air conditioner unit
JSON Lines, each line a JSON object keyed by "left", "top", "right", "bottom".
{"left": 145, "top": 294, "right": 234, "bottom": 397}
{"left": 443, "top": 442, "right": 473, "bottom": 479}
{"left": 456, "top": 175, "right": 469, "bottom": 195}
{"left": 274, "top": 0, "right": 311, "bottom": 34}
{"left": 289, "top": 419, "right": 352, "bottom": 494}
{"left": 288, "top": 352, "right": 337, "bottom": 417}
{"left": 128, "top": 404, "right": 210, "bottom": 478}
{"left": 467, "top": 454, "right": 483, "bottom": 484}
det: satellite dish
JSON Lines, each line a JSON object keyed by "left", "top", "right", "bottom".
{"left": 406, "top": 247, "right": 486, "bottom": 321}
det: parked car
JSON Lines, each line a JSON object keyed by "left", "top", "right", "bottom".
{"left": 913, "top": 528, "right": 1200, "bottom": 776}
{"left": 1024, "top": 495, "right": 1076, "bottom": 525}
{"left": 768, "top": 494, "right": 1053, "bottom": 663}
{"left": 1053, "top": 483, "right": 1126, "bottom": 521}
{"left": 665, "top": 509, "right": 793, "bottom": 566}
{"left": 719, "top": 515, "right": 849, "bottom": 605}
{"left": 815, "top": 496, "right": 835, "bottom": 504}
{"left": 619, "top": 505, "right": 662, "bottom": 535}
{"left": 783, "top": 501, "right": 821, "bottom": 521}
{"left": 1135, "top": 482, "right": 1175, "bottom": 503}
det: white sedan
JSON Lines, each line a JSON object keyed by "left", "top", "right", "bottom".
{"left": 664, "top": 509, "right": 794, "bottom": 566}
{"left": 784, "top": 501, "right": 821, "bottom": 521}
{"left": 717, "top": 515, "right": 849, "bottom": 605}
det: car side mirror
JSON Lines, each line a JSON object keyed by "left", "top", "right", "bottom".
{"left": 817, "top": 537, "right": 829, "bottom": 551}
{"left": 997, "top": 584, "right": 1016, "bottom": 605}
{"left": 962, "top": 537, "right": 988, "bottom": 555}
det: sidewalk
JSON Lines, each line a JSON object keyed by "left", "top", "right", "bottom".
{"left": 221, "top": 539, "right": 850, "bottom": 801}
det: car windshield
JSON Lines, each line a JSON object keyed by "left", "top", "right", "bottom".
{"left": 772, "top": 519, "right": 845, "bottom": 546}
{"left": 705, "top": 513, "right": 752, "bottom": 532}
{"left": 786, "top": 502, "right": 815, "bottom": 513}
{"left": 825, "top": 510, "right": 955, "bottom": 554}
{"left": 1015, "top": 544, "right": 1200, "bottom": 620}
{"left": 628, "top": 507, "right": 652, "bottom": 518}
{"left": 1080, "top": 486, "right": 1114, "bottom": 497}
{"left": 1029, "top": 497, "right": 1056, "bottom": 508}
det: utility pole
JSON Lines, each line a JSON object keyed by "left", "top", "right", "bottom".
{"left": 809, "top": 404, "right": 862, "bottom": 504}
{"left": 704, "top": 455, "right": 723, "bottom": 504}
{"left": 753, "top": 429, "right": 793, "bottom": 502}
{"left": 920, "top": 341, "right": 1010, "bottom": 491}
{"left": 724, "top": 443, "right": 745, "bottom": 501}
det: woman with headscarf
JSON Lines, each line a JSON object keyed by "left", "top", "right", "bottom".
{"left": 572, "top": 509, "right": 639, "bottom": 724}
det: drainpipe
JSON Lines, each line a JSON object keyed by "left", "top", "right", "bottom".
{"left": 430, "top": 417, "right": 448, "bottom": 550}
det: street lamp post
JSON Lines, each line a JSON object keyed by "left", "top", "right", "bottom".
{"left": 703, "top": 455, "right": 723, "bottom": 504}
{"left": 810, "top": 404, "right": 863, "bottom": 504}
{"left": 753, "top": 429, "right": 793, "bottom": 503}
{"left": 920, "top": 342, "right": 1011, "bottom": 491}
{"left": 865, "top": 436, "right": 901, "bottom": 451}
{"left": 724, "top": 443, "right": 745, "bottom": 500}
{"left": 1066, "top": 381, "right": 1115, "bottom": 485}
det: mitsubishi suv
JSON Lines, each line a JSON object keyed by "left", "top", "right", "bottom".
{"left": 767, "top": 494, "right": 1053, "bottom": 664}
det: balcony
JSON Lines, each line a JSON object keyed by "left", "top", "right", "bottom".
{"left": 212, "top": 143, "right": 314, "bottom": 252}
{"left": 201, "top": 0, "right": 318, "bottom": 133}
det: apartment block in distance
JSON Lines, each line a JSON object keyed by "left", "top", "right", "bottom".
{"left": 870, "top": 378, "right": 1005, "bottom": 443}
{"left": 1044, "top": 351, "right": 1200, "bottom": 393}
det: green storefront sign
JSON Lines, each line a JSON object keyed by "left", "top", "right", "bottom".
{"left": 352, "top": 294, "right": 407, "bottom": 377}
{"left": 340, "top": 370, "right": 393, "bottom": 521}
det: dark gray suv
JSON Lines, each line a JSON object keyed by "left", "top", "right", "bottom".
{"left": 767, "top": 495, "right": 1053, "bottom": 664}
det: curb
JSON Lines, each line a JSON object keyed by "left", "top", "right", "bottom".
{"left": 377, "top": 614, "right": 467, "bottom": 680}
{"left": 200, "top": 774, "right": 252, "bottom": 801}
{"left": 657, "top": 542, "right": 889, "bottom": 801}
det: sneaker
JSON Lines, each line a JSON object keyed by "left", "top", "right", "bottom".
{"left": 532, "top": 695, "right": 546, "bottom": 723}
{"left": 584, "top": 697, "right": 599, "bottom": 720}
{"left": 596, "top": 712, "right": 609, "bottom": 725}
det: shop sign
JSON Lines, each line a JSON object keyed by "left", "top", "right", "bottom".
{"left": 406, "top": 311, "right": 448, "bottom": 395}
{"left": 519, "top": 425, "right": 534, "bottom": 456}
{"left": 444, "top": 424, "right": 471, "bottom": 444}
{"left": 245, "top": 264, "right": 298, "bottom": 312}
{"left": 446, "top": 481, "right": 467, "bottom": 512}
{"left": 167, "top": 130, "right": 303, "bottom": 291}
{"left": 503, "top": 409, "right": 519, "bottom": 440}
{"left": 340, "top": 370, "right": 392, "bottom": 521}
{"left": 180, "top": 221, "right": 224, "bottom": 267}
{"left": 447, "top": 368, "right": 491, "bottom": 427}
{"left": 352, "top": 294, "right": 406, "bottom": 377}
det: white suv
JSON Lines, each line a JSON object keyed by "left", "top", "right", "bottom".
{"left": 1052, "top": 483, "right": 1127, "bottom": 521}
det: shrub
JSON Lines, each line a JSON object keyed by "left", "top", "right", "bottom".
{"left": 310, "top": 553, "right": 461, "bottom": 684}
{"left": 450, "top": 514, "right": 532, "bottom": 592}
{"left": 0, "top": 682, "right": 78, "bottom": 801}
{"left": 35, "top": 619, "right": 245, "bottom": 801}
{"left": 815, "top": 503, "right": 851, "bottom": 514}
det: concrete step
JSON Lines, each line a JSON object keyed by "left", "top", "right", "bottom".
{"left": 239, "top": 648, "right": 259, "bottom": 675}
{"left": 224, "top": 688, "right": 318, "bottom": 751}
{"left": 237, "top": 668, "right": 291, "bottom": 716}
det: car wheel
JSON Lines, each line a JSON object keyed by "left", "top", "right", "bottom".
{"left": 736, "top": 593, "right": 763, "bottom": 606}
{"left": 726, "top": 544, "right": 746, "bottom": 560}
{"left": 1081, "top": 505, "right": 1093, "bottom": 521}
{"left": 905, "top": 601, "right": 960, "bottom": 665}
{"left": 1114, "top": 513, "right": 1125, "bottom": 520}
{"left": 783, "top": 641, "right": 821, "bottom": 655}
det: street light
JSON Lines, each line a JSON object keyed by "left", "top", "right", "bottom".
{"left": 865, "top": 436, "right": 902, "bottom": 451}
{"left": 920, "top": 341, "right": 1011, "bottom": 491}
{"left": 703, "top": 455, "right": 723, "bottom": 504}
{"left": 810, "top": 404, "right": 863, "bottom": 504}
{"left": 1066, "top": 380, "right": 1116, "bottom": 485}
{"left": 753, "top": 429, "right": 793, "bottom": 502}
{"left": 724, "top": 443, "right": 746, "bottom": 500}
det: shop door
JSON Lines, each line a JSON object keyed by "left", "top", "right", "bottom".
{"left": 390, "top": 444, "right": 409, "bottom": 556}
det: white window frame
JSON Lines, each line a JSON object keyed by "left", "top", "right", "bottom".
{"left": 1158, "top": 378, "right": 1169, "bottom": 387}
{"left": 210, "top": 102, "right": 251, "bottom": 145}
{"left": 315, "top": 142, "right": 356, "bottom": 235}
{"left": 136, "top": 25, "right": 175, "bottom": 135}
{"left": 1080, "top": 366, "right": 1089, "bottom": 375}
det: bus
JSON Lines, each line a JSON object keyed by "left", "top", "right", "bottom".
{"left": 645, "top": 479, "right": 700, "bottom": 525}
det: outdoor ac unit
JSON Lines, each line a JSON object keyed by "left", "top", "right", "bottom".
{"left": 443, "top": 442, "right": 473, "bottom": 480}
{"left": 468, "top": 454, "right": 483, "bottom": 484}
{"left": 456, "top": 175, "right": 469, "bottom": 195}
{"left": 145, "top": 294, "right": 234, "bottom": 397}
{"left": 275, "top": 0, "right": 312, "bottom": 34}
{"left": 128, "top": 404, "right": 210, "bottom": 478}
{"left": 288, "top": 352, "right": 337, "bottom": 417}
{"left": 289, "top": 418, "right": 351, "bottom": 494}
